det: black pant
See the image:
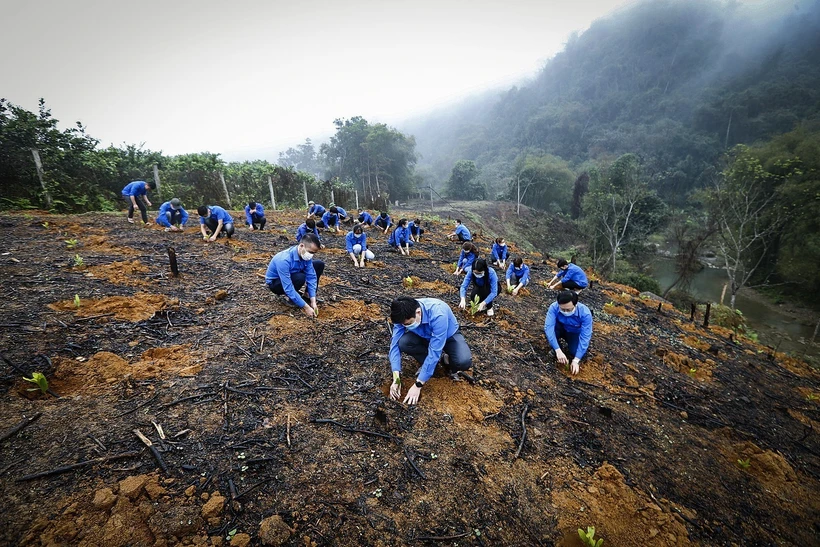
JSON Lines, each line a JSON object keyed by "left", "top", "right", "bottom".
{"left": 469, "top": 281, "right": 494, "bottom": 309}
{"left": 411, "top": 227, "right": 425, "bottom": 237}
{"left": 165, "top": 210, "right": 183, "bottom": 226}
{"left": 375, "top": 218, "right": 390, "bottom": 230}
{"left": 124, "top": 196, "right": 148, "bottom": 223}
{"left": 204, "top": 218, "right": 235, "bottom": 238}
{"left": 398, "top": 331, "right": 472, "bottom": 372}
{"left": 317, "top": 218, "right": 337, "bottom": 229}
{"left": 250, "top": 213, "right": 266, "bottom": 230}
{"left": 457, "top": 233, "right": 471, "bottom": 242}
{"left": 266, "top": 260, "right": 325, "bottom": 295}
{"left": 562, "top": 279, "right": 584, "bottom": 290}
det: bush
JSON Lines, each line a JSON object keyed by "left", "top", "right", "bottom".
{"left": 608, "top": 270, "right": 661, "bottom": 294}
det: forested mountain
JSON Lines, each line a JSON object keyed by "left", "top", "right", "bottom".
{"left": 403, "top": 0, "right": 820, "bottom": 204}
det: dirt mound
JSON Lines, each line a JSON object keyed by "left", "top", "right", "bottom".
{"left": 86, "top": 260, "right": 151, "bottom": 287}
{"left": 49, "top": 293, "right": 174, "bottom": 322}
{"left": 402, "top": 276, "right": 456, "bottom": 294}
{"left": 80, "top": 235, "right": 137, "bottom": 256}
{"left": 655, "top": 349, "right": 714, "bottom": 381}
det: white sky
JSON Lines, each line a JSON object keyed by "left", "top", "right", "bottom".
{"left": 2, "top": 0, "right": 642, "bottom": 159}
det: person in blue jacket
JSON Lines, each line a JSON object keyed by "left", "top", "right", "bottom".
{"left": 388, "top": 296, "right": 473, "bottom": 405}
{"left": 296, "top": 218, "right": 323, "bottom": 246}
{"left": 307, "top": 201, "right": 326, "bottom": 218}
{"left": 448, "top": 219, "right": 471, "bottom": 242}
{"left": 388, "top": 218, "right": 413, "bottom": 256}
{"left": 121, "top": 180, "right": 155, "bottom": 224}
{"left": 454, "top": 242, "right": 478, "bottom": 275}
{"left": 244, "top": 202, "right": 267, "bottom": 230}
{"left": 197, "top": 205, "right": 235, "bottom": 241}
{"left": 408, "top": 218, "right": 425, "bottom": 242}
{"left": 374, "top": 211, "right": 392, "bottom": 233}
{"left": 265, "top": 233, "right": 325, "bottom": 318}
{"left": 491, "top": 237, "right": 509, "bottom": 268}
{"left": 346, "top": 224, "right": 374, "bottom": 268}
{"left": 318, "top": 206, "right": 341, "bottom": 233}
{"left": 155, "top": 198, "right": 189, "bottom": 232}
{"left": 459, "top": 259, "right": 499, "bottom": 317}
{"left": 547, "top": 259, "right": 589, "bottom": 291}
{"left": 357, "top": 209, "right": 374, "bottom": 226}
{"left": 506, "top": 257, "right": 530, "bottom": 296}
{"left": 544, "top": 290, "right": 593, "bottom": 375}
{"left": 330, "top": 203, "right": 350, "bottom": 225}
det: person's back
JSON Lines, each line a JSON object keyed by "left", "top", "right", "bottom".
{"left": 562, "top": 263, "right": 588, "bottom": 288}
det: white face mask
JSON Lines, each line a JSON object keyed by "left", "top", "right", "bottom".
{"left": 559, "top": 308, "right": 575, "bottom": 316}
{"left": 474, "top": 272, "right": 485, "bottom": 278}
{"left": 299, "top": 247, "right": 314, "bottom": 260}
{"left": 406, "top": 318, "right": 420, "bottom": 330}
{"left": 500, "top": 243, "right": 506, "bottom": 247}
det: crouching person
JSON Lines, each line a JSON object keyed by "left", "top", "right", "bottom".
{"left": 544, "top": 290, "right": 593, "bottom": 375}
{"left": 265, "top": 233, "right": 325, "bottom": 318}
{"left": 245, "top": 201, "right": 267, "bottom": 230}
{"left": 156, "top": 198, "right": 188, "bottom": 232}
{"left": 459, "top": 259, "right": 498, "bottom": 317}
{"left": 506, "top": 257, "right": 530, "bottom": 296}
{"left": 346, "top": 224, "right": 374, "bottom": 268}
{"left": 198, "top": 205, "right": 235, "bottom": 241}
{"left": 388, "top": 297, "right": 473, "bottom": 405}
{"left": 388, "top": 218, "right": 413, "bottom": 255}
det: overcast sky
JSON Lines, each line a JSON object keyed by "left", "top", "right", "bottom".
{"left": 4, "top": 0, "right": 647, "bottom": 159}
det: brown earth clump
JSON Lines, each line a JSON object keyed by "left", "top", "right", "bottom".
{"left": 86, "top": 260, "right": 151, "bottom": 287}
{"left": 49, "top": 293, "right": 173, "bottom": 322}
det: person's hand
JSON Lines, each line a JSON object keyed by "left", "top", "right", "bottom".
{"left": 320, "top": 244, "right": 326, "bottom": 249}
{"left": 390, "top": 379, "right": 402, "bottom": 401}
{"left": 453, "top": 270, "right": 460, "bottom": 276}
{"left": 570, "top": 358, "right": 580, "bottom": 375}
{"left": 512, "top": 287, "right": 520, "bottom": 296}
{"left": 302, "top": 304, "right": 316, "bottom": 318}
{"left": 459, "top": 297, "right": 466, "bottom": 309}
{"left": 555, "top": 349, "right": 568, "bottom": 365}
{"left": 202, "top": 235, "right": 209, "bottom": 241}
{"left": 403, "top": 383, "right": 422, "bottom": 405}
{"left": 145, "top": 200, "right": 152, "bottom": 207}
{"left": 208, "top": 235, "right": 217, "bottom": 242}
{"left": 477, "top": 301, "right": 487, "bottom": 312}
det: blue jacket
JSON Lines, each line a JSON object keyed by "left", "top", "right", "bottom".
{"left": 155, "top": 201, "right": 189, "bottom": 227}
{"left": 388, "top": 225, "right": 412, "bottom": 247}
{"left": 457, "top": 250, "right": 477, "bottom": 271}
{"left": 455, "top": 224, "right": 471, "bottom": 240}
{"left": 244, "top": 203, "right": 265, "bottom": 225}
{"left": 390, "top": 298, "right": 460, "bottom": 383}
{"left": 345, "top": 231, "right": 368, "bottom": 253}
{"left": 295, "top": 223, "right": 320, "bottom": 242}
{"left": 358, "top": 211, "right": 374, "bottom": 224}
{"left": 376, "top": 214, "right": 392, "bottom": 228}
{"left": 506, "top": 263, "right": 530, "bottom": 285}
{"left": 408, "top": 221, "right": 423, "bottom": 235}
{"left": 265, "top": 246, "right": 318, "bottom": 308}
{"left": 335, "top": 206, "right": 348, "bottom": 218}
{"left": 460, "top": 267, "right": 499, "bottom": 304}
{"left": 556, "top": 263, "right": 589, "bottom": 288}
{"left": 308, "top": 204, "right": 326, "bottom": 216}
{"left": 321, "top": 210, "right": 339, "bottom": 227}
{"left": 491, "top": 242, "right": 509, "bottom": 262}
{"left": 199, "top": 206, "right": 233, "bottom": 225}
{"left": 544, "top": 302, "right": 593, "bottom": 360}
{"left": 122, "top": 181, "right": 148, "bottom": 197}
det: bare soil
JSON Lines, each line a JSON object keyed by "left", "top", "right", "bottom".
{"left": 0, "top": 208, "right": 819, "bottom": 546}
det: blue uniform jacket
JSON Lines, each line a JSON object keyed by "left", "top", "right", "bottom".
{"left": 345, "top": 231, "right": 368, "bottom": 253}
{"left": 122, "top": 181, "right": 148, "bottom": 197}
{"left": 335, "top": 206, "right": 348, "bottom": 218}
{"left": 321, "top": 210, "right": 339, "bottom": 226}
{"left": 244, "top": 203, "right": 265, "bottom": 225}
{"left": 390, "top": 298, "right": 460, "bottom": 383}
{"left": 556, "top": 263, "right": 589, "bottom": 288}
{"left": 544, "top": 302, "right": 593, "bottom": 360}
{"left": 199, "top": 206, "right": 233, "bottom": 225}
{"left": 457, "top": 250, "right": 477, "bottom": 271}
{"left": 376, "top": 214, "right": 392, "bottom": 228}
{"left": 455, "top": 224, "right": 471, "bottom": 240}
{"left": 156, "top": 201, "right": 189, "bottom": 227}
{"left": 265, "top": 246, "right": 318, "bottom": 308}
{"left": 460, "top": 267, "right": 499, "bottom": 304}
{"left": 389, "top": 225, "right": 412, "bottom": 247}
{"left": 409, "top": 221, "right": 423, "bottom": 235}
{"left": 295, "top": 223, "right": 320, "bottom": 242}
{"left": 309, "top": 204, "right": 326, "bottom": 216}
{"left": 491, "top": 242, "right": 509, "bottom": 262}
{"left": 506, "top": 263, "right": 530, "bottom": 285}
{"left": 358, "top": 211, "right": 374, "bottom": 224}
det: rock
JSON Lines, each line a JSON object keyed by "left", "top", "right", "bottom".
{"left": 185, "top": 485, "right": 197, "bottom": 497}
{"left": 201, "top": 492, "right": 210, "bottom": 501}
{"left": 210, "top": 536, "right": 224, "bottom": 546}
{"left": 648, "top": 528, "right": 659, "bottom": 538}
{"left": 680, "top": 411, "right": 688, "bottom": 420}
{"left": 145, "top": 480, "right": 168, "bottom": 500}
{"left": 624, "top": 374, "right": 639, "bottom": 387}
{"left": 667, "top": 533, "right": 678, "bottom": 543}
{"left": 92, "top": 488, "right": 117, "bottom": 511}
{"left": 214, "top": 289, "right": 228, "bottom": 301}
{"left": 259, "top": 515, "right": 292, "bottom": 546}
{"left": 639, "top": 291, "right": 672, "bottom": 305}
{"left": 148, "top": 505, "right": 203, "bottom": 537}
{"left": 119, "top": 475, "right": 149, "bottom": 500}
{"left": 202, "top": 493, "right": 226, "bottom": 519}
{"left": 231, "top": 533, "right": 251, "bottom": 547}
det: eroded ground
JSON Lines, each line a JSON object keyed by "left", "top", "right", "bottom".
{"left": 0, "top": 208, "right": 818, "bottom": 546}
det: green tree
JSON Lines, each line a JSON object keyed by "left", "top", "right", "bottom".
{"left": 508, "top": 153, "right": 575, "bottom": 215}
{"left": 447, "top": 160, "right": 484, "bottom": 200}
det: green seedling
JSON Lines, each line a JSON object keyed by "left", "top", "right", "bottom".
{"left": 41, "top": 222, "right": 49, "bottom": 229}
{"left": 403, "top": 276, "right": 414, "bottom": 288}
{"left": 74, "top": 294, "right": 81, "bottom": 308}
{"left": 506, "top": 286, "right": 514, "bottom": 294}
{"left": 806, "top": 393, "right": 819, "bottom": 402}
{"left": 64, "top": 238, "right": 78, "bottom": 248}
{"left": 737, "top": 458, "right": 751, "bottom": 470}
{"left": 231, "top": 244, "right": 241, "bottom": 253}
{"left": 688, "top": 368, "right": 698, "bottom": 377}
{"left": 226, "top": 528, "right": 237, "bottom": 541}
{"left": 23, "top": 372, "right": 49, "bottom": 394}
{"left": 73, "top": 254, "right": 84, "bottom": 268}
{"left": 468, "top": 294, "right": 481, "bottom": 316}
{"left": 578, "top": 526, "right": 604, "bottom": 547}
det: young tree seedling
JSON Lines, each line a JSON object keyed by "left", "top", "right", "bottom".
{"left": 73, "top": 254, "right": 84, "bottom": 268}
{"left": 737, "top": 458, "right": 751, "bottom": 470}
{"left": 578, "top": 526, "right": 604, "bottom": 547}
{"left": 468, "top": 294, "right": 481, "bottom": 316}
{"left": 23, "top": 372, "right": 49, "bottom": 395}
{"left": 74, "top": 294, "right": 81, "bottom": 308}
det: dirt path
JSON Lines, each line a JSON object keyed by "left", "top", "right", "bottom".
{"left": 0, "top": 210, "right": 818, "bottom": 546}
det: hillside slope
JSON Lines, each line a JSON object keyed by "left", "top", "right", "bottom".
{"left": 0, "top": 209, "right": 818, "bottom": 546}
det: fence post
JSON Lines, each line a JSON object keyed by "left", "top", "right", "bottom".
{"left": 355, "top": 189, "right": 359, "bottom": 210}
{"left": 30, "top": 148, "right": 52, "bottom": 209}
{"left": 703, "top": 302, "right": 712, "bottom": 329}
{"left": 219, "top": 172, "right": 232, "bottom": 209}
{"left": 303, "top": 179, "right": 308, "bottom": 207}
{"left": 330, "top": 186, "right": 335, "bottom": 206}
{"left": 153, "top": 164, "right": 161, "bottom": 201}
{"left": 268, "top": 176, "right": 276, "bottom": 210}
{"left": 430, "top": 185, "right": 434, "bottom": 212}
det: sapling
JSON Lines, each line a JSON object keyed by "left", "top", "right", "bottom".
{"left": 468, "top": 294, "right": 481, "bottom": 316}
{"left": 74, "top": 294, "right": 81, "bottom": 308}
{"left": 23, "top": 372, "right": 49, "bottom": 394}
{"left": 806, "top": 393, "right": 818, "bottom": 402}
{"left": 506, "top": 286, "right": 514, "bottom": 294}
{"left": 737, "top": 458, "right": 751, "bottom": 469}
{"left": 578, "top": 526, "right": 604, "bottom": 547}
{"left": 73, "top": 254, "right": 84, "bottom": 268}
{"left": 64, "top": 238, "right": 77, "bottom": 248}
{"left": 403, "top": 276, "right": 414, "bottom": 288}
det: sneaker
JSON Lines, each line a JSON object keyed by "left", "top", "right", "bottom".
{"left": 127, "top": 218, "right": 135, "bottom": 224}
{"left": 164, "top": 227, "right": 171, "bottom": 232}
{"left": 448, "top": 372, "right": 463, "bottom": 382}
{"left": 442, "top": 353, "right": 450, "bottom": 366}
{"left": 487, "top": 308, "right": 494, "bottom": 317}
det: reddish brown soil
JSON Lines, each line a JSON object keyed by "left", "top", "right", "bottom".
{"left": 0, "top": 209, "right": 819, "bottom": 546}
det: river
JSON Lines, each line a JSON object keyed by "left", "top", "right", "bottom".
{"left": 648, "top": 257, "right": 819, "bottom": 359}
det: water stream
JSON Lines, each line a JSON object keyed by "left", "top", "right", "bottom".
{"left": 648, "top": 257, "right": 819, "bottom": 359}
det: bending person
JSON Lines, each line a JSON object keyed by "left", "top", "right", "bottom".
{"left": 245, "top": 202, "right": 267, "bottom": 230}
{"left": 265, "top": 233, "right": 325, "bottom": 318}
{"left": 197, "top": 205, "right": 235, "bottom": 241}
{"left": 346, "top": 224, "right": 374, "bottom": 268}
{"left": 121, "top": 180, "right": 155, "bottom": 224}
{"left": 155, "top": 198, "right": 188, "bottom": 232}
{"left": 544, "top": 290, "right": 593, "bottom": 375}
{"left": 459, "top": 259, "right": 498, "bottom": 317}
{"left": 506, "top": 257, "right": 530, "bottom": 296}
{"left": 547, "top": 258, "right": 589, "bottom": 291}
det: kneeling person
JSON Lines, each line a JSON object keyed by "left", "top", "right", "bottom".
{"left": 459, "top": 259, "right": 498, "bottom": 316}
{"left": 156, "top": 198, "right": 188, "bottom": 231}
{"left": 265, "top": 233, "right": 325, "bottom": 318}
{"left": 198, "top": 205, "right": 235, "bottom": 241}
{"left": 389, "top": 297, "right": 473, "bottom": 405}
{"left": 245, "top": 202, "right": 267, "bottom": 230}
{"left": 544, "top": 290, "right": 593, "bottom": 375}
{"left": 346, "top": 224, "right": 374, "bottom": 267}
{"left": 506, "top": 257, "right": 530, "bottom": 296}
